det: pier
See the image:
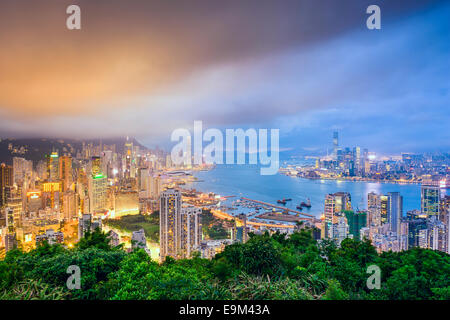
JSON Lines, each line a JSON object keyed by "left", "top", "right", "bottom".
{"left": 240, "top": 197, "right": 315, "bottom": 219}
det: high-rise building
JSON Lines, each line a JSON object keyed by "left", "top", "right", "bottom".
{"left": 159, "top": 189, "right": 182, "bottom": 260}
{"left": 421, "top": 185, "right": 440, "bottom": 216}
{"left": 26, "top": 191, "right": 43, "bottom": 212}
{"left": 387, "top": 192, "right": 403, "bottom": 235}
{"left": 333, "top": 131, "right": 339, "bottom": 159}
{"left": 59, "top": 155, "right": 73, "bottom": 191}
{"left": 46, "top": 152, "right": 60, "bottom": 181}
{"left": 406, "top": 211, "right": 427, "bottom": 249}
{"left": 91, "top": 156, "right": 102, "bottom": 176}
{"left": 12, "top": 157, "right": 32, "bottom": 185}
{"left": 345, "top": 210, "right": 367, "bottom": 240}
{"left": 148, "top": 175, "right": 162, "bottom": 199}
{"left": 323, "top": 192, "right": 351, "bottom": 239}
{"left": 232, "top": 213, "right": 248, "bottom": 243}
{"left": 180, "top": 206, "right": 202, "bottom": 258}
{"left": 88, "top": 172, "right": 108, "bottom": 213}
{"left": 63, "top": 191, "right": 78, "bottom": 221}
{"left": 367, "top": 192, "right": 382, "bottom": 227}
{"left": 0, "top": 163, "right": 13, "bottom": 208}
{"left": 42, "top": 181, "right": 62, "bottom": 210}
{"left": 380, "top": 195, "right": 389, "bottom": 224}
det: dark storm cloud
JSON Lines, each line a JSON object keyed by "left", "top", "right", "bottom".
{"left": 0, "top": 0, "right": 448, "bottom": 154}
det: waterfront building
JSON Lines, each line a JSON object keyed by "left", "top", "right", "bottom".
{"left": 421, "top": 185, "right": 440, "bottom": 216}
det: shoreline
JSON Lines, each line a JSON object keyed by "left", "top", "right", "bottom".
{"left": 281, "top": 173, "right": 423, "bottom": 185}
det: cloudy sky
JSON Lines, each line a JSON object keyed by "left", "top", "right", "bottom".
{"left": 0, "top": 0, "right": 449, "bottom": 155}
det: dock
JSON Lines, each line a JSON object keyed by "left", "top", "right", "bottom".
{"left": 240, "top": 197, "right": 315, "bottom": 219}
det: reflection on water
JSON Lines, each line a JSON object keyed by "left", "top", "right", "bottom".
{"left": 186, "top": 165, "right": 422, "bottom": 218}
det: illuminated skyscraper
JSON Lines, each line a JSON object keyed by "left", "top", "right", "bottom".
{"left": 323, "top": 192, "right": 351, "bottom": 239}
{"left": 180, "top": 206, "right": 202, "bottom": 258}
{"left": 42, "top": 181, "right": 62, "bottom": 210}
{"left": 232, "top": 213, "right": 248, "bottom": 243}
{"left": 421, "top": 185, "right": 440, "bottom": 216}
{"left": 46, "top": 152, "right": 59, "bottom": 181}
{"left": 88, "top": 172, "right": 108, "bottom": 213}
{"left": 367, "top": 192, "right": 381, "bottom": 226}
{"left": 0, "top": 163, "right": 13, "bottom": 207}
{"left": 91, "top": 156, "right": 102, "bottom": 176}
{"left": 160, "top": 189, "right": 182, "bottom": 260}
{"left": 124, "top": 138, "right": 133, "bottom": 179}
{"left": 380, "top": 195, "right": 389, "bottom": 224}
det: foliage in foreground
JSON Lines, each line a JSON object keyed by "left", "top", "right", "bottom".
{"left": 0, "top": 228, "right": 448, "bottom": 300}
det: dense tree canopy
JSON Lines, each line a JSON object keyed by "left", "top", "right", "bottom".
{"left": 0, "top": 228, "right": 448, "bottom": 300}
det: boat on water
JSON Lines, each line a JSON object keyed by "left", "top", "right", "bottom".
{"left": 285, "top": 198, "right": 292, "bottom": 201}
{"left": 277, "top": 199, "right": 287, "bottom": 205}
{"left": 296, "top": 205, "right": 303, "bottom": 210}
{"left": 300, "top": 198, "right": 312, "bottom": 208}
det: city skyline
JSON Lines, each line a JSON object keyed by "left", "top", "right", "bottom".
{"left": 0, "top": 0, "right": 449, "bottom": 304}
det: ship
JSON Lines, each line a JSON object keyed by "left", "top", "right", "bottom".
{"left": 300, "top": 198, "right": 312, "bottom": 208}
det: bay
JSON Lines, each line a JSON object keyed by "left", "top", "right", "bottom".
{"left": 185, "top": 164, "right": 422, "bottom": 218}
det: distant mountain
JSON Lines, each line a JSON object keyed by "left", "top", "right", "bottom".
{"left": 0, "top": 137, "right": 148, "bottom": 165}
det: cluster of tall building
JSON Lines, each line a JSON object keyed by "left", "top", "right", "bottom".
{"left": 321, "top": 185, "right": 449, "bottom": 254}
{"left": 327, "top": 131, "right": 370, "bottom": 177}
{"left": 159, "top": 189, "right": 202, "bottom": 260}
{"left": 0, "top": 138, "right": 174, "bottom": 257}
{"left": 304, "top": 132, "right": 450, "bottom": 185}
